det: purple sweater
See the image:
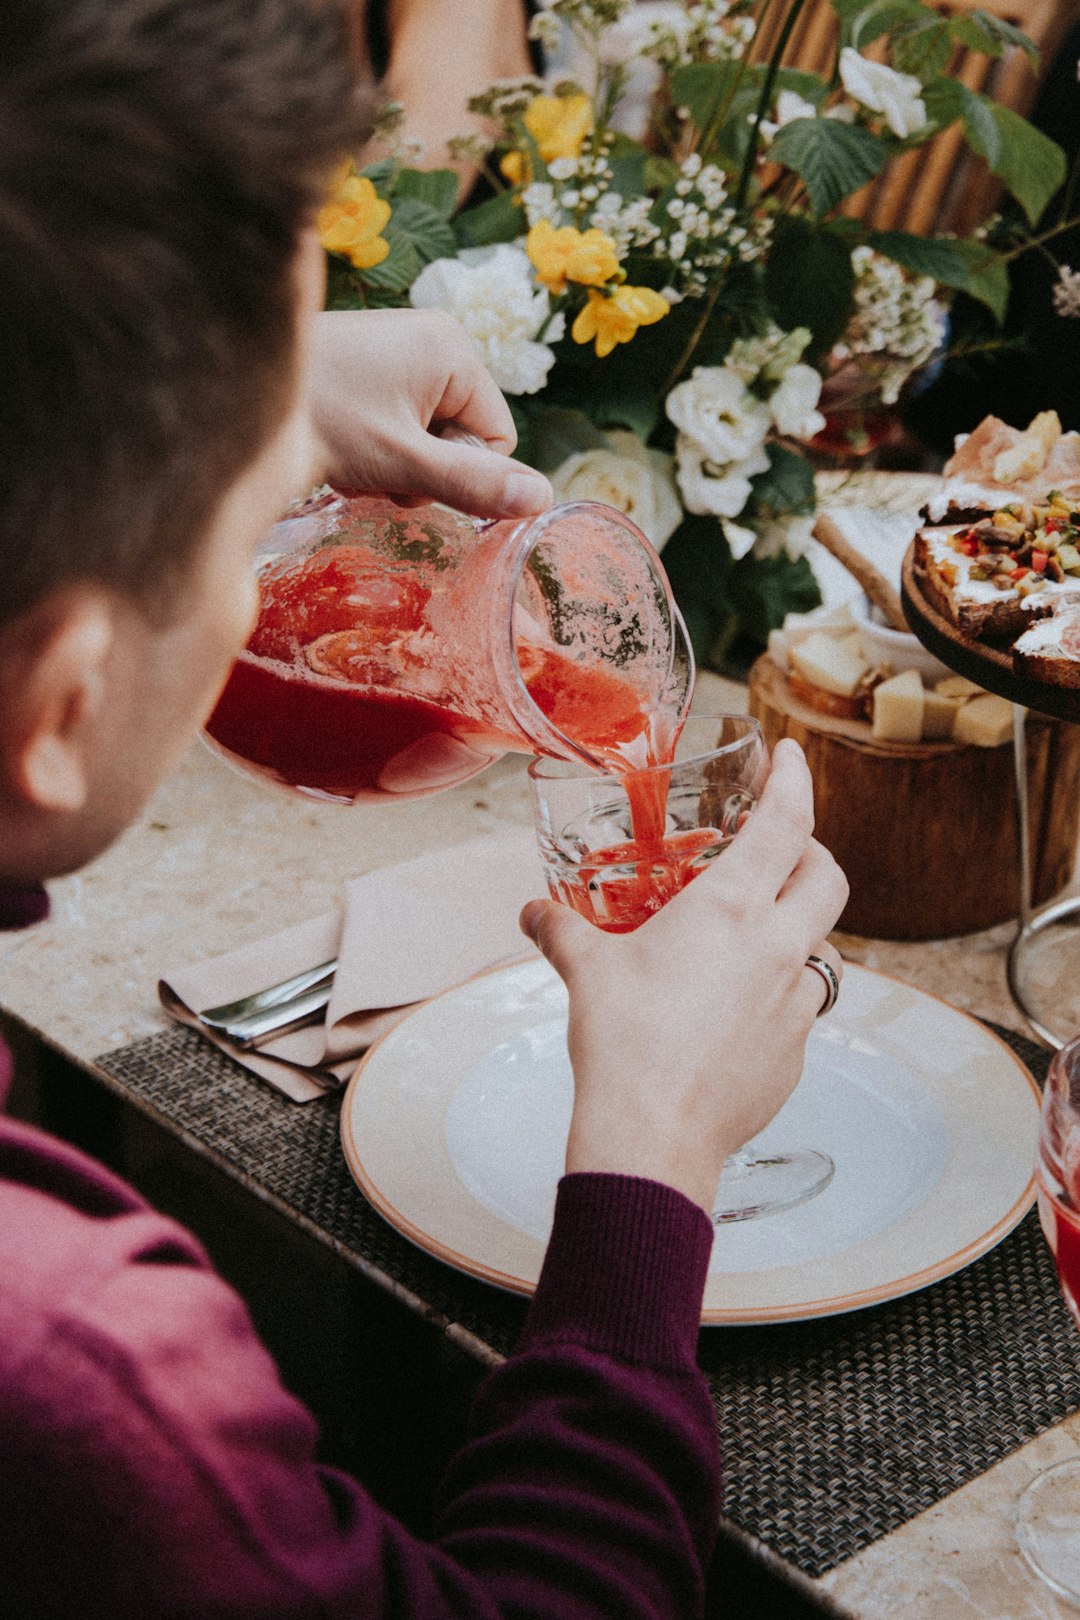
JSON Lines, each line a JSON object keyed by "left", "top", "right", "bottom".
{"left": 0, "top": 890, "right": 720, "bottom": 1618}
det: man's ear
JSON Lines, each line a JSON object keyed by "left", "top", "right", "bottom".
{"left": 0, "top": 591, "right": 114, "bottom": 814}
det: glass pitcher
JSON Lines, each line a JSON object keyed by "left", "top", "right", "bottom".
{"left": 204, "top": 492, "right": 694, "bottom": 802}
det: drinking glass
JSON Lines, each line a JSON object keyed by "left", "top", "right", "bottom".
{"left": 528, "top": 713, "right": 836, "bottom": 1223}
{"left": 1017, "top": 1033, "right": 1080, "bottom": 1601}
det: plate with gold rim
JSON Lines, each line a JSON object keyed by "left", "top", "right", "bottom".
{"left": 340, "top": 958, "right": 1039, "bottom": 1324}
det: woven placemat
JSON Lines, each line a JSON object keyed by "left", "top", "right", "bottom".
{"left": 95, "top": 1021, "right": 1080, "bottom": 1578}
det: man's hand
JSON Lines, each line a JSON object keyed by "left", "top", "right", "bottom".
{"left": 306, "top": 309, "right": 553, "bottom": 518}
{"left": 520, "top": 740, "right": 849, "bottom": 1217}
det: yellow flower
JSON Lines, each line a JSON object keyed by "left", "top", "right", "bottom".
{"left": 317, "top": 169, "right": 391, "bottom": 271}
{"left": 571, "top": 285, "right": 670, "bottom": 358}
{"left": 526, "top": 220, "right": 623, "bottom": 295}
{"left": 501, "top": 91, "right": 594, "bottom": 186}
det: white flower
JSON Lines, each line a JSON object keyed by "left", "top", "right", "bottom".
{"left": 760, "top": 88, "right": 818, "bottom": 141}
{"left": 1053, "top": 264, "right": 1080, "bottom": 318}
{"left": 769, "top": 363, "right": 826, "bottom": 440}
{"left": 549, "top": 430, "right": 683, "bottom": 550}
{"left": 675, "top": 436, "right": 771, "bottom": 518}
{"left": 838, "top": 48, "right": 927, "bottom": 139}
{"left": 723, "top": 520, "right": 759, "bottom": 560}
{"left": 752, "top": 513, "right": 815, "bottom": 561}
{"left": 665, "top": 366, "right": 771, "bottom": 465}
{"left": 409, "top": 245, "right": 563, "bottom": 396}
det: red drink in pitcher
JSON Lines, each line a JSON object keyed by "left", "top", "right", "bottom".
{"left": 204, "top": 494, "right": 692, "bottom": 802}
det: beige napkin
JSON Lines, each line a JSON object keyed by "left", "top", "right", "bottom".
{"left": 159, "top": 831, "right": 546, "bottom": 1101}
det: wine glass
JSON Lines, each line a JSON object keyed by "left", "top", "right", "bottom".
{"left": 1017, "top": 1032, "right": 1080, "bottom": 1601}
{"left": 528, "top": 713, "right": 837, "bottom": 1224}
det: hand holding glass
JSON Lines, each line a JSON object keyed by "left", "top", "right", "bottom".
{"left": 528, "top": 714, "right": 835, "bottom": 1223}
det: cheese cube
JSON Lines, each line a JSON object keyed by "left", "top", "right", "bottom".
{"left": 872, "top": 669, "right": 924, "bottom": 743}
{"left": 934, "top": 674, "right": 984, "bottom": 701}
{"left": 790, "top": 630, "right": 869, "bottom": 698}
{"left": 953, "top": 693, "right": 1014, "bottom": 748}
{"left": 921, "top": 688, "right": 960, "bottom": 740}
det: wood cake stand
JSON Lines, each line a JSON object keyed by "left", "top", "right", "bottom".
{"left": 748, "top": 655, "right": 1080, "bottom": 942}
{"left": 902, "top": 540, "right": 1080, "bottom": 1045}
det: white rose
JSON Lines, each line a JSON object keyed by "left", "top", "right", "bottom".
{"left": 769, "top": 363, "right": 826, "bottom": 440}
{"left": 675, "top": 435, "right": 771, "bottom": 518}
{"left": 549, "top": 431, "right": 683, "bottom": 550}
{"left": 409, "top": 245, "right": 563, "bottom": 396}
{"left": 665, "top": 366, "right": 771, "bottom": 465}
{"left": 838, "top": 48, "right": 927, "bottom": 140}
{"left": 752, "top": 513, "right": 815, "bottom": 561}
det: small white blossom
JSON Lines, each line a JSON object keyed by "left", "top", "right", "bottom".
{"left": 548, "top": 156, "right": 579, "bottom": 181}
{"left": 769, "top": 363, "right": 826, "bottom": 440}
{"left": 549, "top": 431, "right": 683, "bottom": 550}
{"left": 1053, "top": 264, "right": 1080, "bottom": 318}
{"left": 752, "top": 513, "right": 816, "bottom": 561}
{"left": 528, "top": 9, "right": 562, "bottom": 49}
{"left": 410, "top": 246, "right": 563, "bottom": 396}
{"left": 725, "top": 324, "right": 810, "bottom": 385}
{"left": 723, "top": 520, "right": 760, "bottom": 560}
{"left": 838, "top": 48, "right": 927, "bottom": 139}
{"left": 522, "top": 182, "right": 559, "bottom": 227}
{"left": 831, "top": 246, "right": 945, "bottom": 403}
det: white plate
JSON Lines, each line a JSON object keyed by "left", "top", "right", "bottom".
{"left": 340, "top": 959, "right": 1040, "bottom": 1324}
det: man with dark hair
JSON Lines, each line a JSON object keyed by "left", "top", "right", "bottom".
{"left": 0, "top": 2, "right": 847, "bottom": 1615}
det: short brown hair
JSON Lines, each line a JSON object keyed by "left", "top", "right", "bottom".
{"left": 0, "top": 0, "right": 368, "bottom": 626}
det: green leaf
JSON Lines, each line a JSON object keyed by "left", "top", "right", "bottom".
{"left": 605, "top": 133, "right": 652, "bottom": 200}
{"left": 764, "top": 216, "right": 856, "bottom": 356}
{"left": 670, "top": 62, "right": 741, "bottom": 136}
{"left": 357, "top": 230, "right": 420, "bottom": 293}
{"left": 865, "top": 229, "right": 1010, "bottom": 319}
{"left": 769, "top": 118, "right": 887, "bottom": 218}
{"left": 850, "top": 0, "right": 933, "bottom": 51}
{"left": 952, "top": 10, "right": 1038, "bottom": 65}
{"left": 892, "top": 16, "right": 953, "bottom": 79}
{"left": 661, "top": 514, "right": 737, "bottom": 663}
{"left": 772, "top": 70, "right": 829, "bottom": 108}
{"left": 360, "top": 158, "right": 397, "bottom": 190}
{"left": 386, "top": 196, "right": 457, "bottom": 266}
{"left": 959, "top": 88, "right": 1066, "bottom": 223}
{"left": 393, "top": 167, "right": 459, "bottom": 217}
{"left": 643, "top": 154, "right": 680, "bottom": 191}
{"left": 526, "top": 408, "right": 611, "bottom": 475}
{"left": 921, "top": 75, "right": 966, "bottom": 126}
{"left": 453, "top": 187, "right": 522, "bottom": 248}
{"left": 749, "top": 444, "right": 817, "bottom": 517}
{"left": 729, "top": 551, "right": 822, "bottom": 646}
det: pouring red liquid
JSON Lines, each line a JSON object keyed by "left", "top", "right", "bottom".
{"left": 205, "top": 494, "right": 689, "bottom": 804}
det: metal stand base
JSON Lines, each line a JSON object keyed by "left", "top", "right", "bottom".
{"left": 1006, "top": 704, "right": 1080, "bottom": 1050}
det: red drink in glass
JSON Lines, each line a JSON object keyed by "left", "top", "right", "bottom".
{"left": 556, "top": 824, "right": 728, "bottom": 933}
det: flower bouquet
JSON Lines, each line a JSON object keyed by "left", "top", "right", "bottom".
{"left": 320, "top": 0, "right": 1066, "bottom": 665}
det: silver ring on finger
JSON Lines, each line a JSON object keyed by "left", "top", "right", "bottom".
{"left": 805, "top": 954, "right": 840, "bottom": 1017}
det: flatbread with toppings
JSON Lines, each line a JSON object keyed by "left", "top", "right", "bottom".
{"left": 1013, "top": 605, "right": 1080, "bottom": 688}
{"left": 913, "top": 495, "right": 1080, "bottom": 639}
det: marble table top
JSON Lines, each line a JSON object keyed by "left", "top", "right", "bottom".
{"left": 3, "top": 470, "right": 1080, "bottom": 1616}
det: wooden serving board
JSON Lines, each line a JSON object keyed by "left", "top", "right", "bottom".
{"left": 748, "top": 655, "right": 1080, "bottom": 941}
{"left": 901, "top": 542, "right": 1080, "bottom": 723}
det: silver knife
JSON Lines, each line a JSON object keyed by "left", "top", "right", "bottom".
{"left": 195, "top": 959, "right": 337, "bottom": 1048}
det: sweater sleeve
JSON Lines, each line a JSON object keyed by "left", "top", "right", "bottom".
{"left": 0, "top": 1171, "right": 719, "bottom": 1620}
